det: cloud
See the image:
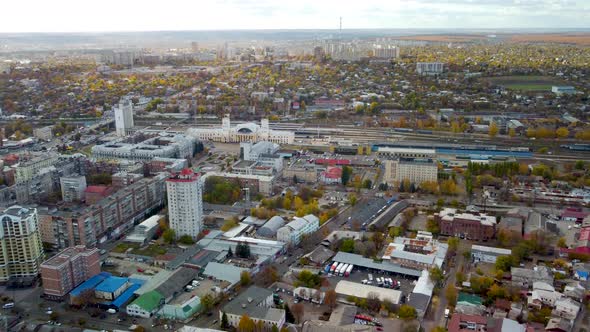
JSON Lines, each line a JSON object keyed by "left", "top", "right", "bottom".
{"left": 0, "top": 0, "right": 588, "bottom": 32}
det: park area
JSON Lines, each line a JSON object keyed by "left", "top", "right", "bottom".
{"left": 482, "top": 75, "right": 564, "bottom": 92}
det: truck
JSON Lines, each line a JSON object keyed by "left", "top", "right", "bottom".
{"left": 324, "top": 264, "right": 332, "bottom": 274}
{"left": 330, "top": 262, "right": 339, "bottom": 273}
{"left": 339, "top": 264, "right": 349, "bottom": 277}
{"left": 335, "top": 263, "right": 344, "bottom": 275}
{"left": 344, "top": 264, "right": 353, "bottom": 277}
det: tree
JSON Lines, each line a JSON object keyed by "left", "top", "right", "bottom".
{"left": 178, "top": 235, "right": 195, "bottom": 245}
{"left": 429, "top": 266, "right": 444, "bottom": 285}
{"left": 240, "top": 271, "right": 251, "bottom": 286}
{"left": 238, "top": 314, "right": 256, "bottom": 332}
{"left": 495, "top": 255, "right": 516, "bottom": 272}
{"left": 162, "top": 229, "right": 175, "bottom": 243}
{"left": 557, "top": 237, "right": 567, "bottom": 248}
{"left": 221, "top": 312, "right": 229, "bottom": 329}
{"left": 445, "top": 285, "right": 458, "bottom": 307}
{"left": 426, "top": 218, "right": 440, "bottom": 235}
{"left": 447, "top": 237, "right": 459, "bottom": 254}
{"left": 201, "top": 294, "right": 214, "bottom": 312}
{"left": 432, "top": 327, "right": 448, "bottom": 332}
{"left": 556, "top": 127, "right": 569, "bottom": 138}
{"left": 489, "top": 122, "right": 499, "bottom": 137}
{"left": 341, "top": 166, "right": 352, "bottom": 185}
{"left": 508, "top": 128, "right": 516, "bottom": 137}
{"left": 348, "top": 194, "right": 358, "bottom": 206}
{"left": 367, "top": 292, "right": 382, "bottom": 312}
{"left": 291, "top": 303, "right": 305, "bottom": 323}
{"left": 487, "top": 284, "right": 508, "bottom": 300}
{"left": 371, "top": 232, "right": 385, "bottom": 251}
{"left": 324, "top": 289, "right": 337, "bottom": 309}
{"left": 340, "top": 238, "right": 355, "bottom": 253}
{"left": 398, "top": 304, "right": 417, "bottom": 320}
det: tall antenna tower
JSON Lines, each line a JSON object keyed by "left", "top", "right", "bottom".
{"left": 339, "top": 17, "right": 342, "bottom": 40}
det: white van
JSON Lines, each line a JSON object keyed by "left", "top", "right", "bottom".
{"left": 3, "top": 302, "right": 14, "bottom": 309}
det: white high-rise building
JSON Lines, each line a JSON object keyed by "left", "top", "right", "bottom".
{"left": 114, "top": 98, "right": 134, "bottom": 137}
{"left": 166, "top": 169, "right": 203, "bottom": 239}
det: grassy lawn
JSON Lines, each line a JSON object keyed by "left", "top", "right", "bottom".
{"left": 503, "top": 83, "right": 553, "bottom": 91}
{"left": 112, "top": 243, "right": 139, "bottom": 253}
{"left": 130, "top": 244, "right": 167, "bottom": 257}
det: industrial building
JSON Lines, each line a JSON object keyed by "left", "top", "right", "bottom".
{"left": 335, "top": 280, "right": 402, "bottom": 304}
{"left": 220, "top": 286, "right": 286, "bottom": 331}
{"left": 471, "top": 245, "right": 512, "bottom": 264}
{"left": 125, "top": 215, "right": 163, "bottom": 244}
{"left": 91, "top": 132, "right": 197, "bottom": 162}
{"left": 277, "top": 214, "right": 320, "bottom": 245}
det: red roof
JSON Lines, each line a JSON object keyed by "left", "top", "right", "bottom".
{"left": 448, "top": 314, "right": 487, "bottom": 332}
{"left": 167, "top": 169, "right": 200, "bottom": 183}
{"left": 322, "top": 166, "right": 342, "bottom": 179}
{"left": 85, "top": 185, "right": 110, "bottom": 194}
{"left": 315, "top": 158, "right": 351, "bottom": 166}
{"left": 580, "top": 227, "right": 590, "bottom": 242}
{"left": 561, "top": 208, "right": 588, "bottom": 220}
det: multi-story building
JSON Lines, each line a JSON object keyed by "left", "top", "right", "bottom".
{"left": 166, "top": 169, "right": 203, "bottom": 239}
{"left": 114, "top": 98, "right": 134, "bottom": 136}
{"left": 40, "top": 246, "right": 100, "bottom": 300}
{"left": 436, "top": 208, "right": 497, "bottom": 241}
{"left": 416, "top": 62, "right": 445, "bottom": 75}
{"left": 39, "top": 173, "right": 168, "bottom": 249}
{"left": 277, "top": 214, "right": 319, "bottom": 245}
{"left": 14, "top": 153, "right": 60, "bottom": 184}
{"left": 382, "top": 231, "right": 448, "bottom": 270}
{"left": 551, "top": 86, "right": 576, "bottom": 95}
{"left": 383, "top": 158, "right": 438, "bottom": 187}
{"left": 60, "top": 175, "right": 87, "bottom": 202}
{"left": 372, "top": 45, "right": 400, "bottom": 59}
{"left": 92, "top": 132, "right": 197, "bottom": 162}
{"left": 187, "top": 114, "right": 294, "bottom": 144}
{"left": 220, "top": 286, "right": 285, "bottom": 331}
{"left": 33, "top": 126, "right": 54, "bottom": 141}
{"left": 0, "top": 206, "right": 44, "bottom": 284}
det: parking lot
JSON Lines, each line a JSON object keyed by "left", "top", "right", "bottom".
{"left": 323, "top": 268, "right": 417, "bottom": 302}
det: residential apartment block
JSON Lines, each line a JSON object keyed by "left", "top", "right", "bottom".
{"left": 60, "top": 175, "right": 87, "bottom": 202}
{"left": 39, "top": 173, "right": 167, "bottom": 249}
{"left": 383, "top": 158, "right": 438, "bottom": 187}
{"left": 0, "top": 206, "right": 44, "bottom": 284}
{"left": 40, "top": 246, "right": 100, "bottom": 300}
{"left": 166, "top": 169, "right": 203, "bottom": 239}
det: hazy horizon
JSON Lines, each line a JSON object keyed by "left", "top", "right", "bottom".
{"left": 2, "top": 0, "right": 589, "bottom": 33}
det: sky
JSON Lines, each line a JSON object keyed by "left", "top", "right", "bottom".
{"left": 1, "top": 0, "right": 588, "bottom": 33}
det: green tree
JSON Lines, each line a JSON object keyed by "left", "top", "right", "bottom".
{"left": 495, "top": 255, "right": 516, "bottom": 272}
{"left": 341, "top": 166, "right": 353, "bottom": 185}
{"left": 340, "top": 239, "right": 355, "bottom": 253}
{"left": 178, "top": 235, "right": 195, "bottom": 245}
{"left": 557, "top": 237, "right": 567, "bottom": 248}
{"left": 447, "top": 237, "right": 459, "bottom": 254}
{"left": 489, "top": 122, "right": 499, "bottom": 137}
{"left": 201, "top": 294, "right": 214, "bottom": 312}
{"left": 240, "top": 271, "right": 251, "bottom": 286}
{"left": 162, "top": 229, "right": 176, "bottom": 243}
{"left": 221, "top": 312, "right": 229, "bottom": 329}
{"left": 398, "top": 304, "right": 417, "bottom": 320}
{"left": 429, "top": 266, "right": 444, "bottom": 285}
{"left": 348, "top": 194, "right": 358, "bottom": 206}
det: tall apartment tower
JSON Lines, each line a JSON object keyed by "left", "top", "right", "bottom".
{"left": 114, "top": 98, "right": 134, "bottom": 136}
{"left": 166, "top": 169, "right": 203, "bottom": 239}
{"left": 0, "top": 206, "right": 44, "bottom": 283}
{"left": 40, "top": 246, "right": 100, "bottom": 300}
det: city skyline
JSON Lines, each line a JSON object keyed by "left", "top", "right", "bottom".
{"left": 1, "top": 0, "right": 589, "bottom": 33}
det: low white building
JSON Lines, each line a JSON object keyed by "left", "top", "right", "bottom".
{"left": 471, "top": 245, "right": 512, "bottom": 264}
{"left": 188, "top": 114, "right": 294, "bottom": 144}
{"left": 553, "top": 297, "right": 581, "bottom": 320}
{"left": 220, "top": 286, "right": 285, "bottom": 331}
{"left": 277, "top": 214, "right": 319, "bottom": 245}
{"left": 125, "top": 215, "right": 163, "bottom": 244}
{"left": 335, "top": 280, "right": 402, "bottom": 304}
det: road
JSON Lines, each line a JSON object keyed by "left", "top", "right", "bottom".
{"left": 422, "top": 240, "right": 469, "bottom": 332}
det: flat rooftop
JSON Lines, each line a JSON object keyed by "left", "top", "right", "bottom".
{"left": 41, "top": 246, "right": 96, "bottom": 268}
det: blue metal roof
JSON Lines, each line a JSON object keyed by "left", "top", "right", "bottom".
{"left": 103, "top": 282, "right": 144, "bottom": 309}
{"left": 95, "top": 276, "right": 129, "bottom": 293}
{"left": 70, "top": 272, "right": 111, "bottom": 297}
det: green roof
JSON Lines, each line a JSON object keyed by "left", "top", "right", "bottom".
{"left": 457, "top": 292, "right": 483, "bottom": 306}
{"left": 130, "top": 290, "right": 164, "bottom": 312}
